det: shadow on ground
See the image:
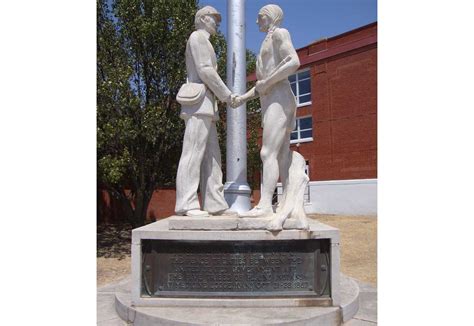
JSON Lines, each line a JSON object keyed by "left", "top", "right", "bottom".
{"left": 97, "top": 223, "right": 132, "bottom": 259}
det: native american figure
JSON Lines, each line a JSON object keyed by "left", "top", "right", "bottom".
{"left": 232, "top": 4, "right": 309, "bottom": 230}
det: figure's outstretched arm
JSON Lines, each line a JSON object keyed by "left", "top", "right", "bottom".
{"left": 240, "top": 87, "right": 259, "bottom": 102}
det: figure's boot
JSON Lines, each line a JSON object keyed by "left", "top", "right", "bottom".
{"left": 238, "top": 205, "right": 273, "bottom": 218}
{"left": 184, "top": 209, "right": 209, "bottom": 217}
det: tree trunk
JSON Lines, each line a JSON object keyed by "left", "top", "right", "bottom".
{"left": 132, "top": 188, "right": 145, "bottom": 227}
{"left": 119, "top": 189, "right": 135, "bottom": 224}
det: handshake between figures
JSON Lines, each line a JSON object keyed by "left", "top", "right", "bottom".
{"left": 227, "top": 87, "right": 258, "bottom": 109}
{"left": 229, "top": 94, "right": 244, "bottom": 108}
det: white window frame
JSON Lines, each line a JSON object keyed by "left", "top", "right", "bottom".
{"left": 290, "top": 116, "right": 313, "bottom": 144}
{"left": 289, "top": 68, "right": 312, "bottom": 107}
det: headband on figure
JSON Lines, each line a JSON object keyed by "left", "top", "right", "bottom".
{"left": 259, "top": 4, "right": 283, "bottom": 27}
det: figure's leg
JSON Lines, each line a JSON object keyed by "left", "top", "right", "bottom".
{"left": 278, "top": 134, "right": 291, "bottom": 186}
{"left": 276, "top": 134, "right": 291, "bottom": 212}
{"left": 238, "top": 99, "right": 293, "bottom": 218}
{"left": 257, "top": 103, "right": 288, "bottom": 209}
{"left": 200, "top": 121, "right": 230, "bottom": 214}
{"left": 175, "top": 115, "right": 211, "bottom": 215}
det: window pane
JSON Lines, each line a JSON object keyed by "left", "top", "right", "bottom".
{"left": 299, "top": 117, "right": 312, "bottom": 130}
{"left": 299, "top": 70, "right": 310, "bottom": 80}
{"left": 290, "top": 82, "right": 297, "bottom": 96}
{"left": 300, "top": 130, "right": 312, "bottom": 139}
{"left": 299, "top": 94, "right": 311, "bottom": 103}
{"left": 298, "top": 79, "right": 311, "bottom": 95}
{"left": 290, "top": 132, "right": 298, "bottom": 140}
{"left": 288, "top": 74, "right": 296, "bottom": 83}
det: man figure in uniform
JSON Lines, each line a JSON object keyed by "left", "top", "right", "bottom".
{"left": 175, "top": 6, "right": 235, "bottom": 217}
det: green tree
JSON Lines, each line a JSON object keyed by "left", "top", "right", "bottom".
{"left": 97, "top": 0, "right": 261, "bottom": 226}
{"left": 97, "top": 0, "right": 198, "bottom": 227}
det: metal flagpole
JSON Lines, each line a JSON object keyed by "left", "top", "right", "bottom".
{"left": 224, "top": 0, "right": 251, "bottom": 212}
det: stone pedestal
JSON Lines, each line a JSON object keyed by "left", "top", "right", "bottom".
{"left": 131, "top": 216, "right": 341, "bottom": 308}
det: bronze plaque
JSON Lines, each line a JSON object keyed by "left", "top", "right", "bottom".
{"left": 141, "top": 239, "right": 330, "bottom": 298}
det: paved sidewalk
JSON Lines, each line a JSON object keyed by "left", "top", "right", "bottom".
{"left": 97, "top": 277, "right": 377, "bottom": 325}
{"left": 343, "top": 281, "right": 377, "bottom": 325}
{"left": 98, "top": 278, "right": 129, "bottom": 326}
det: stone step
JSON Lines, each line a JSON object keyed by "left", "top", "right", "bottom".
{"left": 114, "top": 274, "right": 359, "bottom": 325}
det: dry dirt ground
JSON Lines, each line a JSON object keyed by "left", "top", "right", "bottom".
{"left": 97, "top": 223, "right": 132, "bottom": 287}
{"left": 310, "top": 214, "right": 377, "bottom": 285}
{"left": 97, "top": 215, "right": 377, "bottom": 287}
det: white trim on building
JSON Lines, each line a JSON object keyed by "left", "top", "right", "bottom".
{"left": 277, "top": 178, "right": 377, "bottom": 215}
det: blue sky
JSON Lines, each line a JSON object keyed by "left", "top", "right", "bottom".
{"left": 203, "top": 0, "right": 377, "bottom": 54}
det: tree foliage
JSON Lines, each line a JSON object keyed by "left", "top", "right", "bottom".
{"left": 97, "top": 0, "right": 198, "bottom": 226}
{"left": 97, "top": 0, "right": 261, "bottom": 226}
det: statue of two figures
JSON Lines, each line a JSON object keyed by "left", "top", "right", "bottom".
{"left": 175, "top": 4, "right": 309, "bottom": 231}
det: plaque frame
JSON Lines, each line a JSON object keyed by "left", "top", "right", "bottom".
{"left": 131, "top": 217, "right": 340, "bottom": 307}
{"left": 141, "top": 239, "right": 331, "bottom": 298}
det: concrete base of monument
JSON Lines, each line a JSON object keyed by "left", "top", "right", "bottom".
{"left": 131, "top": 217, "right": 342, "bottom": 306}
{"left": 122, "top": 217, "right": 359, "bottom": 324}
{"left": 114, "top": 274, "right": 359, "bottom": 325}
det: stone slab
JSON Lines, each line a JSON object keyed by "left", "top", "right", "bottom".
{"left": 133, "top": 218, "right": 340, "bottom": 243}
{"left": 168, "top": 215, "right": 308, "bottom": 230}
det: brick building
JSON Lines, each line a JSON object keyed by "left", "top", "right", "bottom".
{"left": 98, "top": 22, "right": 377, "bottom": 222}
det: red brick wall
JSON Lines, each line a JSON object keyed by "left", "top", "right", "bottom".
{"left": 98, "top": 188, "right": 177, "bottom": 223}
{"left": 147, "top": 188, "right": 176, "bottom": 219}
{"left": 290, "top": 23, "right": 377, "bottom": 181}
{"left": 98, "top": 187, "right": 262, "bottom": 223}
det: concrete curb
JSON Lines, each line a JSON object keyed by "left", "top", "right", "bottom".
{"left": 340, "top": 276, "right": 360, "bottom": 322}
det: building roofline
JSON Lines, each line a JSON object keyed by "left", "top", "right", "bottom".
{"left": 247, "top": 21, "right": 377, "bottom": 82}
{"left": 296, "top": 21, "right": 377, "bottom": 52}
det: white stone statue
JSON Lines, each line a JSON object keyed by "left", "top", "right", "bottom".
{"left": 232, "top": 4, "right": 309, "bottom": 230}
{"left": 175, "top": 6, "right": 237, "bottom": 217}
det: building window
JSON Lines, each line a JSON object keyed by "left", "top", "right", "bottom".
{"left": 290, "top": 116, "right": 313, "bottom": 144}
{"left": 289, "top": 69, "right": 312, "bottom": 107}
